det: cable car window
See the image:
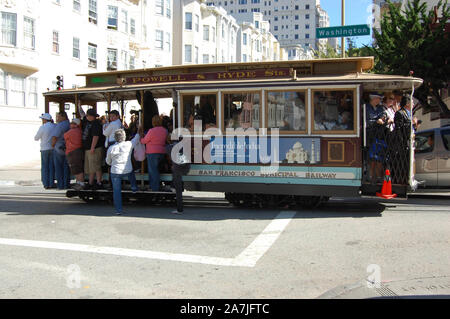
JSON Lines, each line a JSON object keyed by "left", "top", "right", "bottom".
{"left": 267, "top": 90, "right": 306, "bottom": 132}
{"left": 223, "top": 92, "right": 260, "bottom": 130}
{"left": 312, "top": 90, "right": 355, "bottom": 133}
{"left": 182, "top": 93, "right": 217, "bottom": 131}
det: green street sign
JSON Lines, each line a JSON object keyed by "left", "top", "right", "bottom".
{"left": 316, "top": 24, "right": 370, "bottom": 39}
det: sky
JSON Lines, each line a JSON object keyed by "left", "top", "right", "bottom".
{"left": 320, "top": 0, "right": 374, "bottom": 48}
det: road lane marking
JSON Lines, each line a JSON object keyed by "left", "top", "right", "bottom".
{"left": 0, "top": 211, "right": 296, "bottom": 267}
{"left": 231, "top": 211, "right": 297, "bottom": 267}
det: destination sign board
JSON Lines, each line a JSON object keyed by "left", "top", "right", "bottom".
{"left": 124, "top": 68, "right": 294, "bottom": 85}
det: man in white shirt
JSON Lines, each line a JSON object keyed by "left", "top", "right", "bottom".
{"left": 103, "top": 110, "right": 123, "bottom": 149}
{"left": 106, "top": 129, "right": 140, "bottom": 215}
{"left": 34, "top": 113, "right": 56, "bottom": 189}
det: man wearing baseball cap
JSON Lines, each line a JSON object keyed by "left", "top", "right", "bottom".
{"left": 64, "top": 118, "right": 85, "bottom": 190}
{"left": 34, "top": 113, "right": 56, "bottom": 189}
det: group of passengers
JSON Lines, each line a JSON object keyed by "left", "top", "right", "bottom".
{"left": 365, "top": 91, "right": 420, "bottom": 185}
{"left": 35, "top": 107, "right": 188, "bottom": 215}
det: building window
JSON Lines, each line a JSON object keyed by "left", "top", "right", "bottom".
{"left": 306, "top": 24, "right": 310, "bottom": 29}
{"left": 166, "top": 0, "right": 171, "bottom": 18}
{"left": 0, "top": 70, "right": 6, "bottom": 105}
{"left": 107, "top": 48, "right": 118, "bottom": 70}
{"left": 28, "top": 77, "right": 38, "bottom": 107}
{"left": 73, "top": 37, "right": 80, "bottom": 59}
{"left": 155, "top": 30, "right": 163, "bottom": 49}
{"left": 195, "top": 14, "right": 199, "bottom": 32}
{"left": 295, "top": 15, "right": 298, "bottom": 20}
{"left": 185, "top": 12, "right": 192, "bottom": 30}
{"left": 306, "top": 4, "right": 310, "bottom": 10}
{"left": 295, "top": 34, "right": 298, "bottom": 39}
{"left": 156, "top": 0, "right": 163, "bottom": 15}
{"left": 129, "top": 55, "right": 135, "bottom": 69}
{"left": 203, "top": 25, "right": 209, "bottom": 41}
{"left": 1, "top": 12, "right": 17, "bottom": 46}
{"left": 195, "top": 46, "right": 199, "bottom": 64}
{"left": 212, "top": 26, "right": 216, "bottom": 42}
{"left": 23, "top": 17, "right": 35, "bottom": 50}
{"left": 88, "top": 43, "right": 97, "bottom": 68}
{"left": 143, "top": 24, "right": 147, "bottom": 41}
{"left": 10, "top": 75, "right": 25, "bottom": 107}
{"left": 185, "top": 45, "right": 192, "bottom": 62}
{"left": 121, "top": 50, "right": 127, "bottom": 70}
{"left": 130, "top": 18, "right": 136, "bottom": 36}
{"left": 88, "top": 0, "right": 97, "bottom": 24}
{"left": 73, "top": 0, "right": 81, "bottom": 12}
{"left": 107, "top": 6, "right": 118, "bottom": 30}
{"left": 165, "top": 32, "right": 170, "bottom": 51}
{"left": 222, "top": 23, "right": 225, "bottom": 38}
{"left": 306, "top": 14, "right": 310, "bottom": 19}
{"left": 121, "top": 9, "right": 128, "bottom": 33}
{"left": 203, "top": 54, "right": 209, "bottom": 63}
{"left": 243, "top": 54, "right": 247, "bottom": 62}
{"left": 52, "top": 31, "right": 59, "bottom": 53}
{"left": 243, "top": 33, "right": 247, "bottom": 45}
{"left": 306, "top": 33, "right": 310, "bottom": 38}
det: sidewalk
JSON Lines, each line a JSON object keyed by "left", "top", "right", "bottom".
{"left": 0, "top": 160, "right": 41, "bottom": 186}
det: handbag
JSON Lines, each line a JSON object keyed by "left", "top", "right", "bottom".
{"left": 134, "top": 141, "right": 146, "bottom": 162}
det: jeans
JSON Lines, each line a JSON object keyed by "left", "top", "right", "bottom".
{"left": 40, "top": 150, "right": 55, "bottom": 188}
{"left": 110, "top": 172, "right": 138, "bottom": 214}
{"left": 146, "top": 153, "right": 164, "bottom": 191}
{"left": 53, "top": 151, "right": 70, "bottom": 189}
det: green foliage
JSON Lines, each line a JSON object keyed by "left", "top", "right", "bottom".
{"left": 313, "top": 42, "right": 341, "bottom": 58}
{"left": 371, "top": 0, "right": 450, "bottom": 114}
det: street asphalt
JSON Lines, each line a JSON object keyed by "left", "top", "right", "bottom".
{"left": 0, "top": 183, "right": 449, "bottom": 299}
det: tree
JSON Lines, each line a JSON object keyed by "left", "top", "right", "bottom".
{"left": 370, "top": 0, "right": 450, "bottom": 115}
{"left": 313, "top": 41, "right": 340, "bottom": 58}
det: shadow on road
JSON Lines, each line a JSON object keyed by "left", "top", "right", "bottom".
{"left": 0, "top": 193, "right": 391, "bottom": 220}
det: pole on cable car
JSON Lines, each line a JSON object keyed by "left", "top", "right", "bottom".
{"left": 140, "top": 90, "right": 145, "bottom": 188}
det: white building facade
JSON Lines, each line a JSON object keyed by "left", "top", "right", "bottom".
{"left": 173, "top": 0, "right": 239, "bottom": 65}
{"left": 206, "top": 0, "right": 330, "bottom": 52}
{"left": 0, "top": 0, "right": 172, "bottom": 167}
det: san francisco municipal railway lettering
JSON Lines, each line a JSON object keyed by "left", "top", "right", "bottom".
{"left": 194, "top": 169, "right": 338, "bottom": 179}
{"left": 125, "top": 68, "right": 292, "bottom": 84}
{"left": 305, "top": 172, "right": 337, "bottom": 179}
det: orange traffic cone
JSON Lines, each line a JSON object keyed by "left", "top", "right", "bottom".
{"left": 376, "top": 170, "right": 397, "bottom": 199}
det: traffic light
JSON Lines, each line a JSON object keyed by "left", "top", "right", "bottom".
{"left": 56, "top": 75, "right": 64, "bottom": 90}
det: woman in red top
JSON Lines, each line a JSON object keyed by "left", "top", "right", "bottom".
{"left": 64, "top": 118, "right": 85, "bottom": 190}
{"left": 140, "top": 115, "right": 168, "bottom": 191}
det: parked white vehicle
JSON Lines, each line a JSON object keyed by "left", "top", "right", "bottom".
{"left": 415, "top": 125, "right": 450, "bottom": 187}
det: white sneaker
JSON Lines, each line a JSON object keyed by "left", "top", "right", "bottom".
{"left": 171, "top": 210, "right": 182, "bottom": 215}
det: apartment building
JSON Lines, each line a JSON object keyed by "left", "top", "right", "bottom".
{"left": 206, "top": 0, "right": 330, "bottom": 51}
{"left": 0, "top": 0, "right": 171, "bottom": 166}
{"left": 173, "top": 0, "right": 239, "bottom": 65}
{"left": 235, "top": 12, "right": 284, "bottom": 62}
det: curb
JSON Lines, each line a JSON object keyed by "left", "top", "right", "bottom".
{"left": 0, "top": 180, "right": 41, "bottom": 187}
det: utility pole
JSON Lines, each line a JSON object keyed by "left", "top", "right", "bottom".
{"left": 341, "top": 0, "right": 345, "bottom": 58}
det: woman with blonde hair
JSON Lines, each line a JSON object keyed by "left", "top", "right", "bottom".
{"left": 139, "top": 115, "right": 168, "bottom": 191}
